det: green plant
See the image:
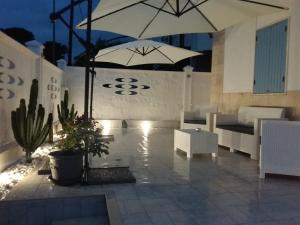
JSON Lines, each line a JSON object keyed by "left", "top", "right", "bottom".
{"left": 11, "top": 79, "right": 53, "bottom": 162}
{"left": 57, "top": 90, "right": 77, "bottom": 129}
{"left": 56, "top": 116, "right": 109, "bottom": 156}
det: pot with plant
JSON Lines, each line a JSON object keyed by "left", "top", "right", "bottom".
{"left": 49, "top": 115, "right": 109, "bottom": 185}
{"left": 11, "top": 79, "right": 53, "bottom": 163}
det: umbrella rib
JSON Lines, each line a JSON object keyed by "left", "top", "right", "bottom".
{"left": 141, "top": 2, "right": 177, "bottom": 16}
{"left": 127, "top": 48, "right": 142, "bottom": 55}
{"left": 180, "top": 0, "right": 209, "bottom": 15}
{"left": 135, "top": 47, "right": 144, "bottom": 55}
{"left": 167, "top": 0, "right": 177, "bottom": 15}
{"left": 189, "top": 1, "right": 218, "bottom": 31}
{"left": 180, "top": 0, "right": 192, "bottom": 15}
{"left": 155, "top": 47, "right": 175, "bottom": 64}
{"left": 147, "top": 46, "right": 161, "bottom": 55}
{"left": 126, "top": 52, "right": 136, "bottom": 66}
{"left": 138, "top": 0, "right": 169, "bottom": 38}
{"left": 95, "top": 48, "right": 120, "bottom": 59}
{"left": 144, "top": 46, "right": 150, "bottom": 54}
{"left": 239, "top": 0, "right": 289, "bottom": 10}
{"left": 78, "top": 1, "right": 147, "bottom": 27}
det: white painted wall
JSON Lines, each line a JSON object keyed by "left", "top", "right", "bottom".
{"left": 65, "top": 67, "right": 211, "bottom": 121}
{"left": 0, "top": 32, "right": 63, "bottom": 147}
{"left": 192, "top": 72, "right": 211, "bottom": 107}
{"left": 222, "top": 0, "right": 300, "bottom": 93}
{"left": 224, "top": 19, "right": 257, "bottom": 93}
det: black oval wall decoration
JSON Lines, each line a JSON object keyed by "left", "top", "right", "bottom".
{"left": 115, "top": 84, "right": 125, "bottom": 89}
{"left": 128, "top": 91, "right": 138, "bottom": 95}
{"left": 129, "top": 85, "right": 138, "bottom": 89}
{"left": 141, "top": 85, "right": 150, "bottom": 89}
{"left": 115, "top": 90, "right": 125, "bottom": 95}
{"left": 103, "top": 84, "right": 112, "bottom": 88}
{"left": 115, "top": 78, "right": 124, "bottom": 82}
{"left": 129, "top": 78, "right": 138, "bottom": 83}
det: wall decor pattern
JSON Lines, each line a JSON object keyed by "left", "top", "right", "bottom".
{"left": 47, "top": 76, "right": 60, "bottom": 100}
{"left": 102, "top": 77, "right": 150, "bottom": 95}
{"left": 0, "top": 56, "right": 24, "bottom": 100}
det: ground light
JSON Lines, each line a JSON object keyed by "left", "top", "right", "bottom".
{"left": 101, "top": 120, "right": 112, "bottom": 135}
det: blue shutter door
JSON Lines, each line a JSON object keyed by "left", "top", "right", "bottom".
{"left": 254, "top": 20, "right": 288, "bottom": 94}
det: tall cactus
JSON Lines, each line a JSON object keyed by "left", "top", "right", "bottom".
{"left": 11, "top": 79, "right": 53, "bottom": 163}
{"left": 57, "top": 90, "right": 77, "bottom": 129}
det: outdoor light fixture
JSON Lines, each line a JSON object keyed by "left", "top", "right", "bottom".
{"left": 141, "top": 121, "right": 152, "bottom": 137}
{"left": 101, "top": 120, "right": 112, "bottom": 135}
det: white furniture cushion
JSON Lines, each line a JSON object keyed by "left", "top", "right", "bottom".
{"left": 238, "top": 106, "right": 285, "bottom": 127}
{"left": 193, "top": 105, "right": 218, "bottom": 120}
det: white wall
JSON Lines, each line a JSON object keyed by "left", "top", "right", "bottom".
{"left": 223, "top": 0, "right": 300, "bottom": 93}
{"left": 286, "top": 0, "right": 300, "bottom": 91}
{"left": 65, "top": 67, "right": 211, "bottom": 121}
{"left": 224, "top": 19, "right": 257, "bottom": 93}
{"left": 192, "top": 72, "right": 211, "bottom": 107}
{"left": 0, "top": 32, "right": 63, "bottom": 168}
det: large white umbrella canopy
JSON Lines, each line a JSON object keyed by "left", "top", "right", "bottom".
{"left": 94, "top": 39, "right": 201, "bottom": 66}
{"left": 77, "top": 0, "right": 289, "bottom": 39}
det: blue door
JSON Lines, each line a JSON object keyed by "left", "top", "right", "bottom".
{"left": 254, "top": 20, "right": 288, "bottom": 94}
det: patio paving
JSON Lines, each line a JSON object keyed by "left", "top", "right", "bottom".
{"left": 4, "top": 128, "right": 300, "bottom": 225}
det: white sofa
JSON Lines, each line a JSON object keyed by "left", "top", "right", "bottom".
{"left": 213, "top": 106, "right": 286, "bottom": 160}
{"left": 180, "top": 105, "right": 218, "bottom": 131}
{"left": 260, "top": 120, "right": 300, "bottom": 178}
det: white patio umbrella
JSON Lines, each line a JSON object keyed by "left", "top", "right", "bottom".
{"left": 77, "top": 0, "right": 289, "bottom": 39}
{"left": 93, "top": 40, "right": 201, "bottom": 66}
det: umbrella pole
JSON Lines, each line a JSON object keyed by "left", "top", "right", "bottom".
{"left": 52, "top": 0, "right": 56, "bottom": 64}
{"left": 90, "top": 57, "right": 95, "bottom": 119}
{"left": 67, "top": 0, "right": 74, "bottom": 66}
{"left": 83, "top": 0, "right": 92, "bottom": 184}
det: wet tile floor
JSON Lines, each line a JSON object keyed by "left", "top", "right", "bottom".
{"left": 4, "top": 128, "right": 300, "bottom": 225}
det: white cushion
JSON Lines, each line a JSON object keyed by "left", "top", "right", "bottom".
{"left": 193, "top": 105, "right": 218, "bottom": 120}
{"left": 238, "top": 106, "right": 285, "bottom": 127}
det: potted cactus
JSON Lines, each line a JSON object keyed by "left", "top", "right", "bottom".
{"left": 11, "top": 79, "right": 53, "bottom": 163}
{"left": 50, "top": 115, "right": 109, "bottom": 185}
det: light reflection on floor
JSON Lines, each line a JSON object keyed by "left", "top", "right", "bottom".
{"left": 5, "top": 128, "right": 300, "bottom": 225}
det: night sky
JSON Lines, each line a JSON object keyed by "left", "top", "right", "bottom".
{"left": 0, "top": 0, "right": 108, "bottom": 55}
{"left": 0, "top": 0, "right": 211, "bottom": 56}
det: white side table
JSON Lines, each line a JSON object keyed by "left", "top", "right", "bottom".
{"left": 174, "top": 129, "right": 218, "bottom": 159}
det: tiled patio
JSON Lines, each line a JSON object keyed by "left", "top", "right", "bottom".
{"left": 5, "top": 128, "right": 300, "bottom": 225}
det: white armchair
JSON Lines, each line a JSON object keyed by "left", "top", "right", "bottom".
{"left": 214, "top": 106, "right": 286, "bottom": 160}
{"left": 260, "top": 120, "right": 300, "bottom": 178}
{"left": 180, "top": 105, "right": 218, "bottom": 131}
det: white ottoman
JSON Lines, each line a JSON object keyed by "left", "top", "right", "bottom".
{"left": 174, "top": 129, "right": 218, "bottom": 159}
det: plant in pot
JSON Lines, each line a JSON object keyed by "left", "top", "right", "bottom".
{"left": 49, "top": 115, "right": 109, "bottom": 185}
{"left": 11, "top": 79, "right": 53, "bottom": 163}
